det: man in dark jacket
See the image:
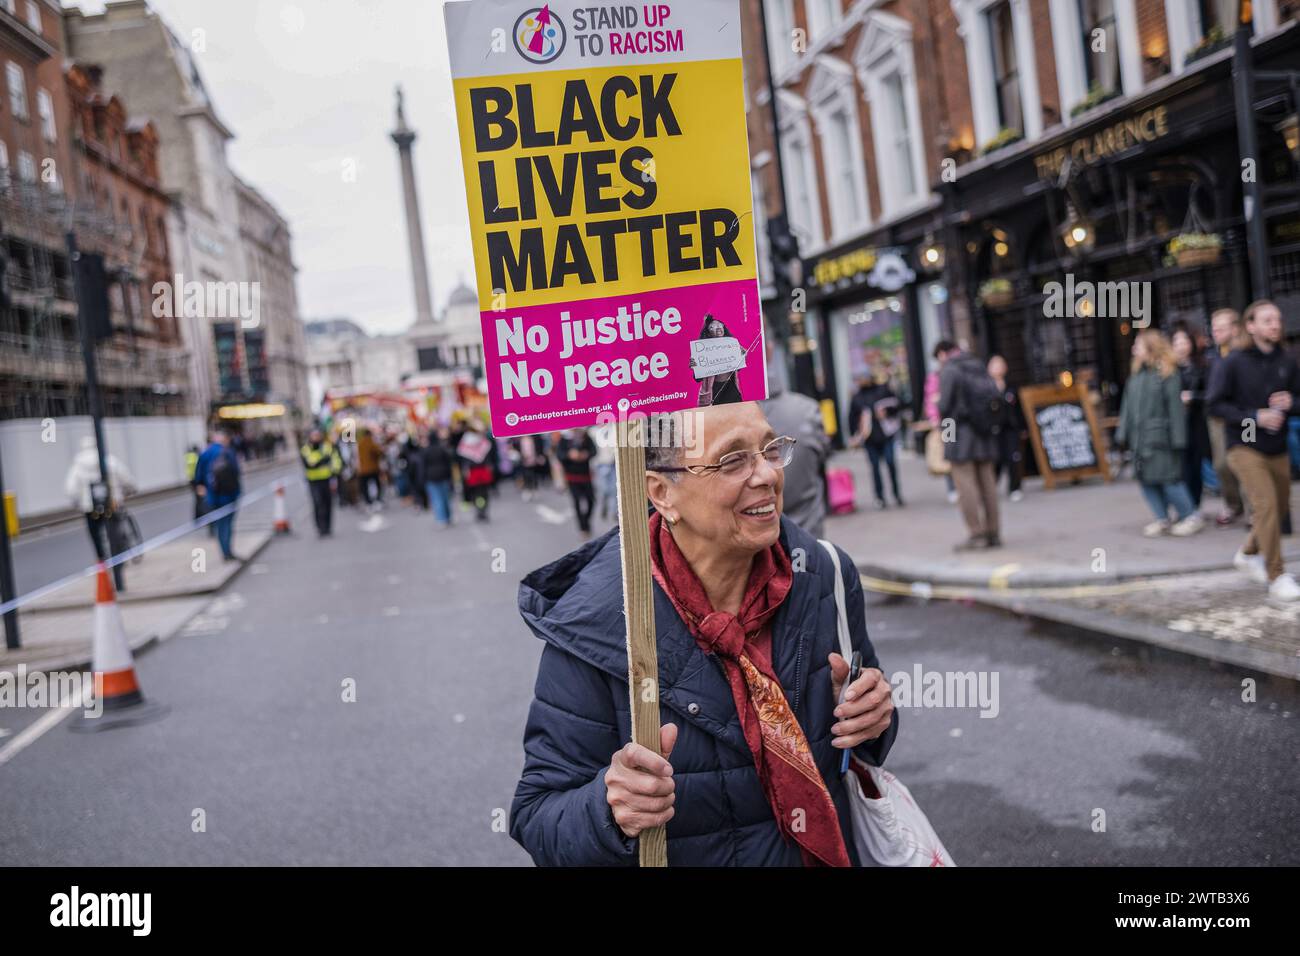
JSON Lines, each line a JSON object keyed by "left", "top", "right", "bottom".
{"left": 1207, "top": 300, "right": 1300, "bottom": 601}
{"left": 936, "top": 340, "right": 1002, "bottom": 550}
{"left": 510, "top": 515, "right": 897, "bottom": 866}
{"left": 1205, "top": 308, "right": 1245, "bottom": 524}
{"left": 847, "top": 372, "right": 904, "bottom": 509}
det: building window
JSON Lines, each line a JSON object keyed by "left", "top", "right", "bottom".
{"left": 987, "top": 2, "right": 1023, "bottom": 133}
{"left": 805, "top": 0, "right": 841, "bottom": 44}
{"left": 23, "top": 0, "right": 38, "bottom": 33}
{"left": 764, "top": 0, "right": 796, "bottom": 74}
{"left": 825, "top": 105, "right": 865, "bottom": 237}
{"left": 0, "top": 140, "right": 9, "bottom": 189}
{"left": 6, "top": 62, "right": 27, "bottom": 121}
{"left": 1, "top": 1, "right": 15, "bottom": 17}
{"left": 17, "top": 150, "right": 35, "bottom": 183}
{"left": 1079, "top": 0, "right": 1120, "bottom": 96}
{"left": 781, "top": 130, "right": 822, "bottom": 247}
{"left": 36, "top": 88, "right": 54, "bottom": 142}
{"left": 882, "top": 71, "right": 918, "bottom": 199}
{"left": 1195, "top": 0, "right": 1236, "bottom": 39}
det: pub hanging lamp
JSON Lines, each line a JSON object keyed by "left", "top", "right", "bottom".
{"left": 1276, "top": 112, "right": 1299, "bottom": 165}
{"left": 919, "top": 232, "right": 945, "bottom": 272}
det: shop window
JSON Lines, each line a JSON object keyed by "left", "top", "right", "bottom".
{"left": 1195, "top": 0, "right": 1236, "bottom": 39}
{"left": 987, "top": 2, "right": 1023, "bottom": 134}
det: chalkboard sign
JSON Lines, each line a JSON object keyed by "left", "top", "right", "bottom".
{"left": 1019, "top": 382, "right": 1110, "bottom": 489}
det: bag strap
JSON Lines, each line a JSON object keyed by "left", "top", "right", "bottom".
{"left": 818, "top": 540, "right": 853, "bottom": 663}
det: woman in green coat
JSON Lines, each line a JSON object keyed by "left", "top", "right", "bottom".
{"left": 1116, "top": 330, "right": 1205, "bottom": 538}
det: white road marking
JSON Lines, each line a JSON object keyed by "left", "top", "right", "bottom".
{"left": 535, "top": 505, "right": 568, "bottom": 525}
{"left": 359, "top": 514, "right": 388, "bottom": 533}
{"left": 382, "top": 607, "right": 400, "bottom": 617}
{"left": 0, "top": 681, "right": 87, "bottom": 769}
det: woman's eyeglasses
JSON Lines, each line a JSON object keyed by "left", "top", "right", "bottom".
{"left": 650, "top": 435, "right": 797, "bottom": 481}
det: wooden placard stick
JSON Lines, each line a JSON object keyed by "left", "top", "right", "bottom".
{"left": 613, "top": 414, "right": 667, "bottom": 867}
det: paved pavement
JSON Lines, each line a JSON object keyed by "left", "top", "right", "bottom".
{"left": 0, "top": 479, "right": 1295, "bottom": 865}
{"left": 829, "top": 446, "right": 1300, "bottom": 679}
{"left": 829, "top": 445, "right": 1300, "bottom": 587}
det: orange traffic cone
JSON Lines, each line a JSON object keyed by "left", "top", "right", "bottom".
{"left": 273, "top": 481, "right": 291, "bottom": 534}
{"left": 71, "top": 564, "right": 167, "bottom": 732}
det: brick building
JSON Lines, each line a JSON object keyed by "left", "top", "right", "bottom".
{"left": 744, "top": 0, "right": 1300, "bottom": 433}
{"left": 0, "top": 0, "right": 186, "bottom": 419}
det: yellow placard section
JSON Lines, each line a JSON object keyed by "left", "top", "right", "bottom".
{"left": 453, "top": 58, "right": 756, "bottom": 312}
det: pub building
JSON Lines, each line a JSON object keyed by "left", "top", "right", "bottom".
{"left": 940, "top": 20, "right": 1300, "bottom": 418}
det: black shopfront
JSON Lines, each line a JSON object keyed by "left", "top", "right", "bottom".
{"left": 799, "top": 224, "right": 954, "bottom": 442}
{"left": 942, "top": 23, "right": 1300, "bottom": 414}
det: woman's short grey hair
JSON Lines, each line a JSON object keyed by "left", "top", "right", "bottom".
{"left": 644, "top": 412, "right": 683, "bottom": 476}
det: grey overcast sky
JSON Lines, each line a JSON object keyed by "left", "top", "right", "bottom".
{"left": 71, "top": 0, "right": 477, "bottom": 336}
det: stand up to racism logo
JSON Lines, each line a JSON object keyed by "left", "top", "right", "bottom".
{"left": 514, "top": 5, "right": 566, "bottom": 64}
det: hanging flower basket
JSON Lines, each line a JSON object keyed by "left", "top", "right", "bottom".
{"left": 979, "top": 279, "right": 1014, "bottom": 308}
{"left": 1169, "top": 232, "right": 1223, "bottom": 269}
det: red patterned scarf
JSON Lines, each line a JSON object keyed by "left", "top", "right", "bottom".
{"left": 648, "top": 513, "right": 850, "bottom": 867}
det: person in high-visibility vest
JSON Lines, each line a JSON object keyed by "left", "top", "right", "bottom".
{"left": 301, "top": 427, "right": 343, "bottom": 537}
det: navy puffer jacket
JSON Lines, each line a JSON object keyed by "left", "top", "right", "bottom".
{"left": 510, "top": 516, "right": 898, "bottom": 866}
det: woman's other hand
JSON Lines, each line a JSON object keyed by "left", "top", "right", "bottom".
{"left": 828, "top": 654, "right": 894, "bottom": 749}
{"left": 605, "top": 723, "right": 678, "bottom": 838}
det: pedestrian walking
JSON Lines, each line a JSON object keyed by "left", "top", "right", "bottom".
{"left": 761, "top": 362, "right": 830, "bottom": 537}
{"left": 356, "top": 426, "right": 383, "bottom": 510}
{"left": 847, "top": 369, "right": 903, "bottom": 510}
{"left": 510, "top": 403, "right": 897, "bottom": 866}
{"left": 558, "top": 427, "right": 597, "bottom": 539}
{"left": 301, "top": 426, "right": 342, "bottom": 537}
{"left": 1208, "top": 299, "right": 1300, "bottom": 601}
{"left": 457, "top": 421, "right": 497, "bottom": 522}
{"left": 1172, "top": 323, "right": 1211, "bottom": 509}
{"left": 936, "top": 340, "right": 1003, "bottom": 550}
{"left": 195, "top": 429, "right": 242, "bottom": 561}
{"left": 987, "top": 355, "right": 1027, "bottom": 501}
{"left": 64, "top": 435, "right": 137, "bottom": 562}
{"left": 1116, "top": 330, "right": 1204, "bottom": 538}
{"left": 1206, "top": 308, "right": 1247, "bottom": 525}
{"left": 423, "top": 429, "right": 456, "bottom": 527}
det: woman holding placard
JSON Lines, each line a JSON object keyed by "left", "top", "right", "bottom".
{"left": 511, "top": 403, "right": 915, "bottom": 866}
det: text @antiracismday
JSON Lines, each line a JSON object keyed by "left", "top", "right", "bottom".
{"left": 495, "top": 301, "right": 684, "bottom": 402}
{"left": 470, "top": 73, "right": 742, "bottom": 293}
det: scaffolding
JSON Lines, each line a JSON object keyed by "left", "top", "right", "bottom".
{"left": 0, "top": 159, "right": 190, "bottom": 421}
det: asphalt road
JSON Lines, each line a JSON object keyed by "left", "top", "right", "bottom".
{"left": 1, "top": 480, "right": 1295, "bottom": 865}
{"left": 10, "top": 460, "right": 304, "bottom": 595}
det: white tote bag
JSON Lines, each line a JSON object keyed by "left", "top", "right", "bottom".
{"left": 819, "top": 540, "right": 956, "bottom": 868}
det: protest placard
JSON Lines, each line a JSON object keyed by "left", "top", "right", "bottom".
{"left": 689, "top": 336, "right": 745, "bottom": 379}
{"left": 443, "top": 0, "right": 765, "bottom": 437}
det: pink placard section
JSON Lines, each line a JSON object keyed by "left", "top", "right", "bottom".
{"left": 482, "top": 278, "right": 767, "bottom": 437}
